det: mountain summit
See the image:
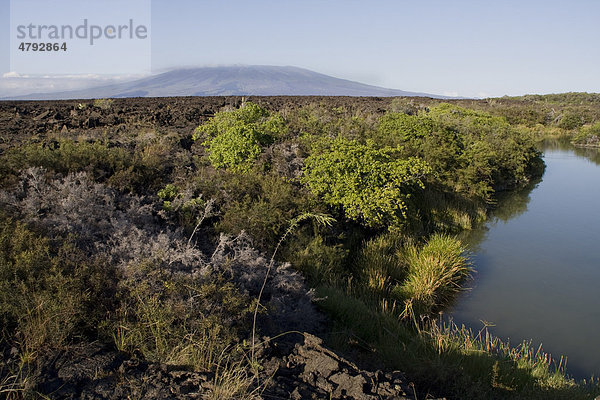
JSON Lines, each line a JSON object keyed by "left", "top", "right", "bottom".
{"left": 5, "top": 66, "right": 447, "bottom": 100}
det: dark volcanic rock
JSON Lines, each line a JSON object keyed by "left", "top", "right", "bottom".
{"left": 24, "top": 334, "right": 446, "bottom": 400}
{"left": 0, "top": 96, "right": 434, "bottom": 153}
{"left": 262, "top": 334, "right": 439, "bottom": 400}
{"left": 30, "top": 343, "right": 212, "bottom": 399}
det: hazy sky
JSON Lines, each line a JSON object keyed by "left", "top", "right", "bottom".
{"left": 1, "top": 0, "right": 600, "bottom": 97}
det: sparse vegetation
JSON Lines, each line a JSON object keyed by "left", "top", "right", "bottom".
{"left": 93, "top": 98, "right": 114, "bottom": 110}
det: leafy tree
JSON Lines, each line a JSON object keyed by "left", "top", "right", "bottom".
{"left": 302, "top": 138, "right": 430, "bottom": 228}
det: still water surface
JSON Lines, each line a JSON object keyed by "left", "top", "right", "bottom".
{"left": 450, "top": 142, "right": 600, "bottom": 379}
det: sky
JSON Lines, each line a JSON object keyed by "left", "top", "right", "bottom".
{"left": 1, "top": 0, "right": 600, "bottom": 98}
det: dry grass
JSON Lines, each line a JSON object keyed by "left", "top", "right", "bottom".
{"left": 206, "top": 356, "right": 263, "bottom": 400}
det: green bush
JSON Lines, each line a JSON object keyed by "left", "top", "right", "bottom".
{"left": 376, "top": 113, "right": 435, "bottom": 145}
{"left": 1, "top": 137, "right": 182, "bottom": 194}
{"left": 572, "top": 122, "right": 600, "bottom": 146}
{"left": 283, "top": 104, "right": 375, "bottom": 141}
{"left": 282, "top": 232, "right": 348, "bottom": 284}
{"left": 302, "top": 137, "right": 430, "bottom": 228}
{"left": 376, "top": 105, "right": 541, "bottom": 199}
{"left": 194, "top": 102, "right": 287, "bottom": 172}
{"left": 93, "top": 98, "right": 114, "bottom": 110}
{"left": 376, "top": 112, "right": 464, "bottom": 191}
{"left": 558, "top": 112, "right": 584, "bottom": 130}
{"left": 157, "top": 183, "right": 207, "bottom": 231}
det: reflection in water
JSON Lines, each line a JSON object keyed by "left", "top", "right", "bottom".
{"left": 458, "top": 174, "right": 541, "bottom": 254}
{"left": 544, "top": 138, "right": 600, "bottom": 166}
{"left": 572, "top": 146, "right": 600, "bottom": 166}
{"left": 450, "top": 143, "right": 600, "bottom": 379}
{"left": 493, "top": 178, "right": 542, "bottom": 223}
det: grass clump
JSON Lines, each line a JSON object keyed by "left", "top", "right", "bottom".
{"left": 0, "top": 217, "right": 115, "bottom": 356}
{"left": 353, "top": 233, "right": 407, "bottom": 298}
{"left": 0, "top": 216, "right": 117, "bottom": 397}
{"left": 208, "top": 357, "right": 264, "bottom": 400}
{"left": 394, "top": 234, "right": 471, "bottom": 317}
{"left": 348, "top": 232, "right": 470, "bottom": 320}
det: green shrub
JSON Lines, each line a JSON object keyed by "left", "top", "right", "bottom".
{"left": 93, "top": 98, "right": 114, "bottom": 110}
{"left": 558, "top": 112, "right": 584, "bottom": 130}
{"left": 302, "top": 137, "right": 430, "bottom": 228}
{"left": 401, "top": 104, "right": 543, "bottom": 198}
{"left": 572, "top": 122, "right": 600, "bottom": 146}
{"left": 1, "top": 137, "right": 181, "bottom": 193}
{"left": 283, "top": 103, "right": 375, "bottom": 140}
{"left": 194, "top": 102, "right": 287, "bottom": 173}
{"left": 282, "top": 232, "right": 348, "bottom": 284}
{"left": 157, "top": 183, "right": 180, "bottom": 207}
{"left": 376, "top": 112, "right": 465, "bottom": 192}
{"left": 376, "top": 113, "right": 435, "bottom": 145}
{"left": 157, "top": 183, "right": 208, "bottom": 232}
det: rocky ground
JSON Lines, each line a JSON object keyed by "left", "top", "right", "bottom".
{"left": 0, "top": 96, "right": 445, "bottom": 150}
{"left": 11, "top": 333, "right": 442, "bottom": 400}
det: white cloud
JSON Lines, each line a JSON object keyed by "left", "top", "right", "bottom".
{"left": 0, "top": 72, "right": 149, "bottom": 98}
{"left": 2, "top": 72, "right": 26, "bottom": 78}
{"left": 2, "top": 72, "right": 146, "bottom": 80}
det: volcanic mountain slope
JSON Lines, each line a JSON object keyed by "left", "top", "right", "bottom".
{"left": 5, "top": 65, "right": 447, "bottom": 100}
